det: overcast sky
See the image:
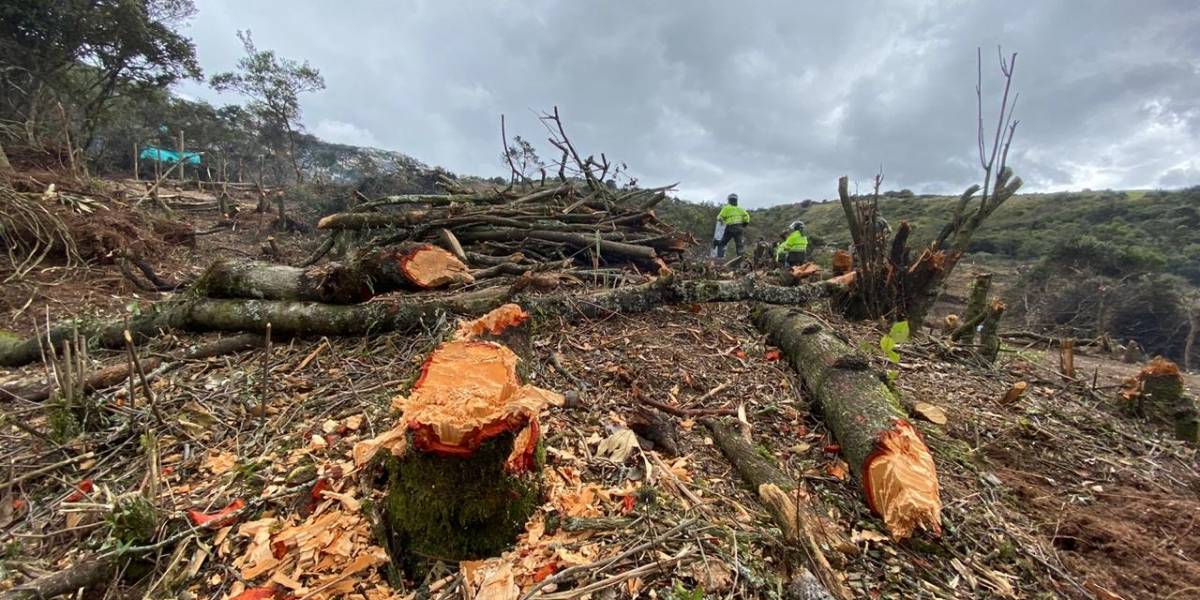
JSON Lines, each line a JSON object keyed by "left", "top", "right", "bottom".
{"left": 174, "top": 0, "right": 1200, "bottom": 207}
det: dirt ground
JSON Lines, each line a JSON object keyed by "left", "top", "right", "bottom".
{"left": 1, "top": 183, "right": 1198, "bottom": 599}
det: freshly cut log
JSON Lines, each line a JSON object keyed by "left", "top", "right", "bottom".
{"left": 392, "top": 243, "right": 474, "bottom": 289}
{"left": 754, "top": 307, "right": 942, "bottom": 539}
{"left": 199, "top": 259, "right": 374, "bottom": 304}
{"left": 356, "top": 305, "right": 560, "bottom": 571}
{"left": 197, "top": 244, "right": 472, "bottom": 303}
{"left": 0, "top": 275, "right": 841, "bottom": 367}
{"left": 315, "top": 210, "right": 432, "bottom": 230}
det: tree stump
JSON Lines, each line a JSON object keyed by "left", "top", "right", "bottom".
{"left": 1121, "top": 357, "right": 1199, "bottom": 443}
{"left": 359, "top": 305, "right": 561, "bottom": 572}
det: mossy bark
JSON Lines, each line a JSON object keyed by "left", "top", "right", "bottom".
{"left": 952, "top": 273, "right": 992, "bottom": 343}
{"left": 753, "top": 307, "right": 907, "bottom": 480}
{"left": 383, "top": 431, "right": 543, "bottom": 572}
{"left": 1, "top": 275, "right": 838, "bottom": 367}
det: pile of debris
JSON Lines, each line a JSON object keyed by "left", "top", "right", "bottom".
{"left": 312, "top": 179, "right": 692, "bottom": 276}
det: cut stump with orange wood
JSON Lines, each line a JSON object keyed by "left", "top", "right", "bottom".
{"left": 754, "top": 306, "right": 942, "bottom": 539}
{"left": 355, "top": 304, "right": 560, "bottom": 572}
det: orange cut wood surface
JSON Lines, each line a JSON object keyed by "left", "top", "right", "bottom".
{"left": 400, "top": 340, "right": 561, "bottom": 456}
{"left": 862, "top": 419, "right": 942, "bottom": 539}
{"left": 456, "top": 303, "right": 530, "bottom": 339}
{"left": 400, "top": 244, "right": 474, "bottom": 288}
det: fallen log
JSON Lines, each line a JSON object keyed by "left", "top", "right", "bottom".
{"left": 197, "top": 244, "right": 473, "bottom": 303}
{"left": 753, "top": 307, "right": 942, "bottom": 539}
{"left": 0, "top": 275, "right": 839, "bottom": 367}
{"left": 704, "top": 418, "right": 848, "bottom": 600}
{"left": 1, "top": 333, "right": 263, "bottom": 403}
{"left": 359, "top": 305, "right": 560, "bottom": 571}
{"left": 0, "top": 555, "right": 118, "bottom": 600}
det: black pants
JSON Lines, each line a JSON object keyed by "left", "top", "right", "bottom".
{"left": 783, "top": 250, "right": 808, "bottom": 267}
{"left": 717, "top": 224, "right": 745, "bottom": 258}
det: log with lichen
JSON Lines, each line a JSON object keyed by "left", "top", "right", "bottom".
{"left": 354, "top": 305, "right": 560, "bottom": 572}
{"left": 0, "top": 274, "right": 841, "bottom": 367}
{"left": 753, "top": 306, "right": 942, "bottom": 539}
{"left": 197, "top": 244, "right": 473, "bottom": 303}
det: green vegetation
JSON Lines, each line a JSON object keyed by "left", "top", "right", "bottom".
{"left": 659, "top": 187, "right": 1200, "bottom": 286}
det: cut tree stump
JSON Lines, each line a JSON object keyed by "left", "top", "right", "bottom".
{"left": 1120, "top": 357, "right": 1199, "bottom": 443}
{"left": 357, "top": 305, "right": 561, "bottom": 572}
{"left": 753, "top": 307, "right": 942, "bottom": 539}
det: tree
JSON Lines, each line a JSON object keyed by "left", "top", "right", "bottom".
{"left": 210, "top": 31, "right": 324, "bottom": 182}
{"left": 0, "top": 0, "right": 201, "bottom": 150}
{"left": 500, "top": 135, "right": 543, "bottom": 183}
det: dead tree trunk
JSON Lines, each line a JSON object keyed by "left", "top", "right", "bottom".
{"left": 0, "top": 276, "right": 840, "bottom": 367}
{"left": 361, "top": 305, "right": 560, "bottom": 571}
{"left": 978, "top": 299, "right": 1006, "bottom": 362}
{"left": 754, "top": 307, "right": 942, "bottom": 539}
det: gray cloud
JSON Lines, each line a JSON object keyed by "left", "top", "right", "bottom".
{"left": 176, "top": 0, "right": 1200, "bottom": 207}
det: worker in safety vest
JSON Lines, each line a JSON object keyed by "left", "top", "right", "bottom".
{"left": 715, "top": 193, "right": 750, "bottom": 258}
{"left": 776, "top": 221, "right": 809, "bottom": 267}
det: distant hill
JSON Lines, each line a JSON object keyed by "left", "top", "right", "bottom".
{"left": 658, "top": 187, "right": 1200, "bottom": 285}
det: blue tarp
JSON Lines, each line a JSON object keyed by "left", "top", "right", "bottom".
{"left": 139, "top": 147, "right": 202, "bottom": 165}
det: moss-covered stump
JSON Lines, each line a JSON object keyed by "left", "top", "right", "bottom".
{"left": 753, "top": 306, "right": 942, "bottom": 539}
{"left": 1122, "top": 357, "right": 1199, "bottom": 443}
{"left": 358, "top": 304, "right": 561, "bottom": 573}
{"left": 384, "top": 430, "right": 543, "bottom": 570}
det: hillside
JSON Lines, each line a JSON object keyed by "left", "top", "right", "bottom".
{"left": 659, "top": 187, "right": 1200, "bottom": 285}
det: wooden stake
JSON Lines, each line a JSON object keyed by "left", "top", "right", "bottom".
{"left": 177, "top": 130, "right": 185, "bottom": 182}
{"left": 1059, "top": 338, "right": 1075, "bottom": 380}
{"left": 133, "top": 142, "right": 139, "bottom": 181}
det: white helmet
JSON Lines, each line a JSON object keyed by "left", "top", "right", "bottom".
{"left": 790, "top": 221, "right": 806, "bottom": 231}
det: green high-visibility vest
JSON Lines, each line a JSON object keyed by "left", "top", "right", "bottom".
{"left": 775, "top": 230, "right": 808, "bottom": 258}
{"left": 717, "top": 204, "right": 750, "bottom": 225}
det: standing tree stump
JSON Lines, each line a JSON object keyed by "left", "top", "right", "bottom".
{"left": 358, "top": 305, "right": 561, "bottom": 572}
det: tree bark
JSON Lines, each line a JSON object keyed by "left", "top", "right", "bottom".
{"left": 370, "top": 306, "right": 557, "bottom": 572}
{"left": 953, "top": 273, "right": 993, "bottom": 343}
{"left": 753, "top": 307, "right": 942, "bottom": 539}
{"left": 0, "top": 555, "right": 117, "bottom": 600}
{"left": 197, "top": 244, "right": 472, "bottom": 303}
{"left": 0, "top": 276, "right": 838, "bottom": 368}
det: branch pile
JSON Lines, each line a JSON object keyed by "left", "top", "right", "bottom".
{"left": 316, "top": 180, "right": 690, "bottom": 272}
